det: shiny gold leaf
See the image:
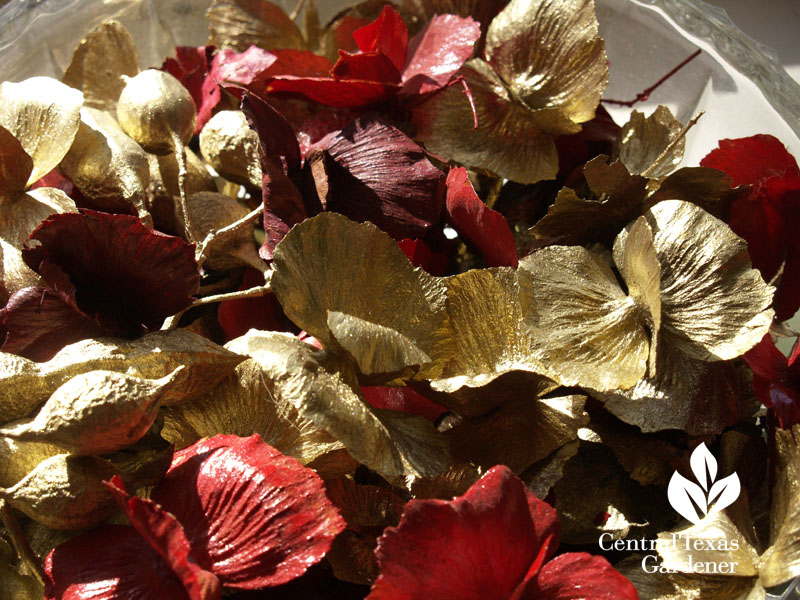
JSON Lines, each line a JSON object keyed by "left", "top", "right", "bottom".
{"left": 614, "top": 105, "right": 685, "bottom": 178}
{"left": 0, "top": 77, "right": 83, "bottom": 186}
{"left": 647, "top": 200, "right": 774, "bottom": 361}
{"left": 406, "top": 462, "right": 482, "bottom": 500}
{"left": 518, "top": 245, "right": 649, "bottom": 391}
{"left": 485, "top": 0, "right": 608, "bottom": 133}
{"left": 0, "top": 187, "right": 77, "bottom": 304}
{"left": 0, "top": 370, "right": 180, "bottom": 455}
{"left": 0, "top": 330, "right": 244, "bottom": 423}
{"left": 271, "top": 212, "right": 451, "bottom": 378}
{"left": 207, "top": 0, "right": 305, "bottom": 52}
{"left": 62, "top": 20, "right": 140, "bottom": 113}
{"left": 0, "top": 454, "right": 118, "bottom": 530}
{"left": 649, "top": 167, "right": 736, "bottom": 217}
{"left": 0, "top": 126, "right": 33, "bottom": 195}
{"left": 198, "top": 109, "right": 261, "bottom": 188}
{"left": 446, "top": 394, "right": 587, "bottom": 473}
{"left": 59, "top": 107, "right": 151, "bottom": 224}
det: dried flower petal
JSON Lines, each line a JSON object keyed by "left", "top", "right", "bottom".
{"left": 207, "top": 0, "right": 305, "bottom": 52}
{"left": 0, "top": 436, "right": 62, "bottom": 488}
{"left": 162, "top": 46, "right": 222, "bottom": 133}
{"left": 613, "top": 105, "right": 685, "bottom": 178}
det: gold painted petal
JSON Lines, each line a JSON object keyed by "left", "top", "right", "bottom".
{"left": 226, "top": 331, "right": 450, "bottom": 481}
{"left": 0, "top": 454, "right": 118, "bottom": 530}
{"left": 599, "top": 334, "right": 753, "bottom": 435}
{"left": 271, "top": 213, "right": 451, "bottom": 377}
{"left": 657, "top": 511, "right": 760, "bottom": 576}
{"left": 60, "top": 107, "right": 151, "bottom": 223}
{"left": 207, "top": 0, "right": 305, "bottom": 52}
{"left": 62, "top": 20, "right": 140, "bottom": 113}
{"left": 0, "top": 330, "right": 243, "bottom": 424}
{"left": 327, "top": 311, "right": 431, "bottom": 377}
{"left": 0, "top": 187, "right": 77, "bottom": 304}
{"left": 614, "top": 105, "right": 684, "bottom": 178}
{"left": 613, "top": 215, "right": 661, "bottom": 373}
{"left": 412, "top": 59, "right": 559, "bottom": 184}
{"left": 0, "top": 78, "right": 83, "bottom": 186}
{"left": 616, "top": 556, "right": 760, "bottom": 600}
{"left": 446, "top": 394, "right": 587, "bottom": 474}
{"left": 647, "top": 200, "right": 774, "bottom": 361}
{"left": 433, "top": 267, "right": 548, "bottom": 392}
{"left": 406, "top": 462, "right": 482, "bottom": 500}
{"left": 518, "top": 246, "right": 648, "bottom": 391}
{"left": 485, "top": 0, "right": 608, "bottom": 129}
{"left": 161, "top": 356, "right": 345, "bottom": 469}
{"left": 648, "top": 167, "right": 736, "bottom": 218}
{"left": 521, "top": 440, "right": 578, "bottom": 500}
{"left": 0, "top": 126, "right": 33, "bottom": 195}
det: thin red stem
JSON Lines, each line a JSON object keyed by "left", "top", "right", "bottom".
{"left": 602, "top": 49, "right": 702, "bottom": 107}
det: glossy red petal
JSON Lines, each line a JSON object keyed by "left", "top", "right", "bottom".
{"left": 361, "top": 386, "right": 446, "bottom": 422}
{"left": 215, "top": 46, "right": 279, "bottom": 88}
{"left": 22, "top": 210, "right": 199, "bottom": 336}
{"left": 106, "top": 477, "right": 221, "bottom": 600}
{"left": 217, "top": 268, "right": 295, "bottom": 340}
{"left": 0, "top": 287, "right": 103, "bottom": 361}
{"left": 163, "top": 46, "right": 221, "bottom": 133}
{"left": 218, "top": 47, "right": 333, "bottom": 90}
{"left": 351, "top": 5, "right": 408, "bottom": 74}
{"left": 398, "top": 238, "right": 449, "bottom": 275}
{"left": 445, "top": 167, "right": 518, "bottom": 267}
{"left": 265, "top": 76, "right": 398, "bottom": 108}
{"left": 332, "top": 50, "right": 402, "bottom": 85}
{"left": 368, "top": 465, "right": 559, "bottom": 600}
{"left": 700, "top": 134, "right": 800, "bottom": 186}
{"left": 744, "top": 334, "right": 789, "bottom": 382}
{"left": 44, "top": 525, "right": 192, "bottom": 600}
{"left": 522, "top": 553, "right": 638, "bottom": 600}
{"left": 151, "top": 434, "right": 345, "bottom": 589}
{"left": 401, "top": 14, "right": 480, "bottom": 96}
{"left": 312, "top": 116, "right": 445, "bottom": 239}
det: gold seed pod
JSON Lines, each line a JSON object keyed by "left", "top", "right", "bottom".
{"left": 0, "top": 369, "right": 180, "bottom": 456}
{"left": 116, "top": 69, "right": 196, "bottom": 156}
{"left": 0, "top": 454, "right": 118, "bottom": 530}
{"left": 199, "top": 110, "right": 262, "bottom": 189}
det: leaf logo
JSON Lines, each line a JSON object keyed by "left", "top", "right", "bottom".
{"left": 667, "top": 443, "right": 741, "bottom": 525}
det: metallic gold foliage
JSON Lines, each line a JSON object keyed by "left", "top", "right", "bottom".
{"left": 0, "top": 78, "right": 83, "bottom": 186}
{"left": 199, "top": 109, "right": 262, "bottom": 188}
{"left": 0, "top": 454, "right": 118, "bottom": 530}
{"left": 207, "top": 0, "right": 305, "bottom": 52}
{"left": 0, "top": 437, "right": 62, "bottom": 489}
{"left": 0, "top": 330, "right": 243, "bottom": 423}
{"left": 520, "top": 440, "right": 579, "bottom": 500}
{"left": 614, "top": 105, "right": 685, "bottom": 178}
{"left": 62, "top": 20, "right": 140, "bottom": 113}
{"left": 0, "top": 369, "right": 179, "bottom": 456}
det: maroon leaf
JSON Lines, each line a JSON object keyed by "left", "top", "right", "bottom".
{"left": 362, "top": 386, "right": 446, "bottom": 422}
{"left": 523, "top": 553, "right": 638, "bottom": 600}
{"left": 368, "top": 465, "right": 561, "bottom": 599}
{"left": 401, "top": 14, "right": 480, "bottom": 96}
{"left": 445, "top": 167, "right": 517, "bottom": 267}
{"left": 44, "top": 525, "right": 196, "bottom": 600}
{"left": 744, "top": 334, "right": 800, "bottom": 428}
{"left": 310, "top": 116, "right": 445, "bottom": 240}
{"left": 22, "top": 210, "right": 200, "bottom": 337}
{"left": 162, "top": 46, "right": 222, "bottom": 133}
{"left": 217, "top": 268, "right": 295, "bottom": 341}
{"left": 150, "top": 434, "right": 345, "bottom": 589}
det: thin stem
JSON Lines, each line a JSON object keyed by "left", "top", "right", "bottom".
{"left": 195, "top": 205, "right": 263, "bottom": 269}
{"left": 0, "top": 500, "right": 45, "bottom": 585}
{"left": 172, "top": 134, "right": 195, "bottom": 244}
{"left": 602, "top": 49, "right": 702, "bottom": 107}
{"left": 641, "top": 111, "right": 703, "bottom": 179}
{"left": 485, "top": 178, "right": 504, "bottom": 210}
{"left": 289, "top": 0, "right": 307, "bottom": 20}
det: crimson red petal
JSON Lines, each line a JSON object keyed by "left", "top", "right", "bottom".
{"left": 725, "top": 183, "right": 784, "bottom": 279}
{"left": 22, "top": 210, "right": 199, "bottom": 336}
{"left": 150, "top": 434, "right": 345, "bottom": 589}
{"left": 361, "top": 386, "right": 446, "bottom": 422}
{"left": 215, "top": 46, "right": 279, "bottom": 87}
{"left": 0, "top": 287, "right": 103, "bottom": 362}
{"left": 368, "top": 465, "right": 559, "bottom": 599}
{"left": 744, "top": 334, "right": 789, "bottom": 382}
{"left": 312, "top": 116, "right": 445, "bottom": 239}
{"left": 700, "top": 134, "right": 800, "bottom": 186}
{"left": 351, "top": 5, "right": 408, "bottom": 74}
{"left": 445, "top": 167, "right": 518, "bottom": 267}
{"left": 401, "top": 14, "right": 480, "bottom": 96}
{"left": 398, "top": 238, "right": 449, "bottom": 275}
{"left": 217, "top": 268, "right": 295, "bottom": 341}
{"left": 521, "top": 553, "right": 638, "bottom": 600}
{"left": 332, "top": 50, "right": 402, "bottom": 85}
{"left": 265, "top": 76, "right": 398, "bottom": 108}
{"left": 218, "top": 47, "right": 333, "bottom": 90}
{"left": 163, "top": 46, "right": 221, "bottom": 133}
{"left": 44, "top": 525, "right": 193, "bottom": 600}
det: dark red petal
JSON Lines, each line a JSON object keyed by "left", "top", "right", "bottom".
{"left": 763, "top": 176, "right": 800, "bottom": 321}
{"left": 312, "top": 116, "right": 445, "bottom": 240}
{"left": 726, "top": 186, "right": 784, "bottom": 280}
{"left": 522, "top": 553, "right": 638, "bottom": 600}
{"left": 744, "top": 334, "right": 789, "bottom": 382}
{"left": 351, "top": 5, "right": 408, "bottom": 74}
{"left": 151, "top": 434, "right": 345, "bottom": 589}
{"left": 217, "top": 47, "right": 333, "bottom": 90}
{"left": 700, "top": 134, "right": 800, "bottom": 186}
{"left": 241, "top": 91, "right": 302, "bottom": 174}
{"left": 22, "top": 210, "right": 199, "bottom": 336}
{"left": 0, "top": 287, "right": 103, "bottom": 362}
{"left": 398, "top": 238, "right": 449, "bottom": 276}
{"left": 45, "top": 525, "right": 192, "bottom": 600}
{"left": 332, "top": 50, "right": 402, "bottom": 85}
{"left": 445, "top": 167, "right": 518, "bottom": 267}
{"left": 265, "top": 76, "right": 398, "bottom": 108}
{"left": 106, "top": 477, "right": 221, "bottom": 600}
{"left": 401, "top": 15, "right": 480, "bottom": 96}
{"left": 361, "top": 386, "right": 446, "bottom": 422}
{"left": 369, "top": 465, "right": 559, "bottom": 599}
{"left": 162, "top": 46, "right": 221, "bottom": 133}
{"left": 217, "top": 268, "right": 295, "bottom": 341}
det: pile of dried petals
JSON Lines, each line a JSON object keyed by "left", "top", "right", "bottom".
{"left": 0, "top": 0, "right": 799, "bottom": 599}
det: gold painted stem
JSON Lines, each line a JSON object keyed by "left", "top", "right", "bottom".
{"left": 0, "top": 499, "right": 44, "bottom": 585}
